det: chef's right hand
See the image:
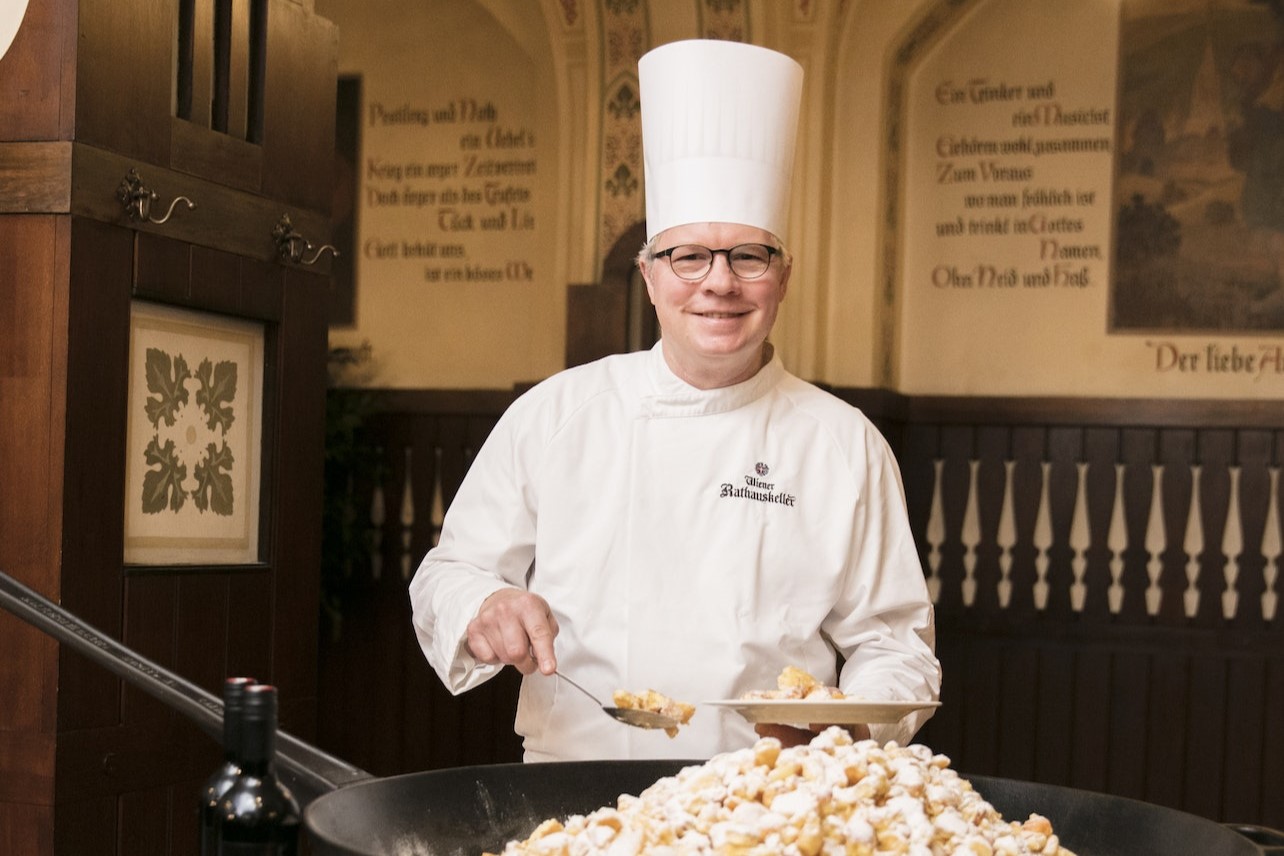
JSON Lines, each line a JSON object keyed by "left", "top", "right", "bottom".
{"left": 466, "top": 588, "right": 559, "bottom": 676}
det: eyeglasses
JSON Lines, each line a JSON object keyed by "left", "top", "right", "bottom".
{"left": 652, "top": 243, "right": 780, "bottom": 281}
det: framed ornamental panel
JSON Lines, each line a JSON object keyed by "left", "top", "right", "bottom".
{"left": 123, "top": 301, "right": 265, "bottom": 565}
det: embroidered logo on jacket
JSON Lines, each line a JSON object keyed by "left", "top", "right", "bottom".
{"left": 719, "top": 461, "right": 797, "bottom": 507}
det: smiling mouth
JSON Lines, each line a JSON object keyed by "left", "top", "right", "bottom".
{"left": 693, "top": 310, "right": 749, "bottom": 319}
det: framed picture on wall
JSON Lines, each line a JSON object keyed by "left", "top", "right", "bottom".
{"left": 123, "top": 301, "right": 265, "bottom": 566}
{"left": 1112, "top": 0, "right": 1284, "bottom": 332}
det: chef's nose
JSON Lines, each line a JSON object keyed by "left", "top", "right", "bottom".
{"left": 701, "top": 253, "right": 740, "bottom": 294}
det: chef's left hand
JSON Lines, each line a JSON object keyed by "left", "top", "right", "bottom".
{"left": 753, "top": 722, "right": 871, "bottom": 747}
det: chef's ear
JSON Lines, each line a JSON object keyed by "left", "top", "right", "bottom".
{"left": 777, "top": 257, "right": 792, "bottom": 301}
{"left": 637, "top": 246, "right": 658, "bottom": 304}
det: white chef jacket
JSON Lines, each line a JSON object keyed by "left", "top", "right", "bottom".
{"left": 409, "top": 342, "right": 940, "bottom": 761}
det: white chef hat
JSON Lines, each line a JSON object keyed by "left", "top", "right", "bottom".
{"left": 639, "top": 39, "right": 804, "bottom": 243}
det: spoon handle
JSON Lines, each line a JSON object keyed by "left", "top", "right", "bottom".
{"left": 553, "top": 670, "right": 605, "bottom": 707}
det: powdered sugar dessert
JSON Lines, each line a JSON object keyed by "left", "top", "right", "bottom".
{"left": 742, "top": 665, "right": 847, "bottom": 700}
{"left": 611, "top": 688, "right": 696, "bottom": 738}
{"left": 485, "top": 727, "right": 1075, "bottom": 855}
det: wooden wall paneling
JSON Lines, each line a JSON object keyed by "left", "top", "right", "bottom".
{"left": 189, "top": 0, "right": 216, "bottom": 129}
{"left": 1006, "top": 426, "right": 1046, "bottom": 619}
{"left": 173, "top": 574, "right": 234, "bottom": 705}
{"left": 327, "top": 569, "right": 384, "bottom": 775}
{"left": 0, "top": 214, "right": 63, "bottom": 849}
{"left": 0, "top": 142, "right": 72, "bottom": 212}
{"left": 971, "top": 425, "right": 1009, "bottom": 616}
{"left": 75, "top": 0, "right": 172, "bottom": 165}
{"left": 475, "top": 672, "right": 523, "bottom": 765}
{"left": 1069, "top": 644, "right": 1111, "bottom": 794}
{"left": 0, "top": 215, "right": 58, "bottom": 640}
{"left": 1234, "top": 430, "right": 1274, "bottom": 628}
{"left": 169, "top": 119, "right": 264, "bottom": 194}
{"left": 53, "top": 797, "right": 114, "bottom": 856}
{"left": 134, "top": 231, "right": 192, "bottom": 303}
{"left": 117, "top": 785, "right": 172, "bottom": 856}
{"left": 935, "top": 426, "right": 974, "bottom": 614}
{"left": 1043, "top": 427, "right": 1084, "bottom": 620}
{"left": 189, "top": 244, "right": 243, "bottom": 316}
{"left": 225, "top": 571, "right": 274, "bottom": 682}
{"left": 0, "top": 0, "right": 68, "bottom": 140}
{"left": 959, "top": 635, "right": 1001, "bottom": 774}
{"left": 464, "top": 413, "right": 504, "bottom": 502}
{"left": 995, "top": 639, "right": 1039, "bottom": 781}
{"left": 119, "top": 576, "right": 178, "bottom": 737}
{"left": 565, "top": 283, "right": 627, "bottom": 369}
{"left": 1195, "top": 430, "right": 1235, "bottom": 627}
{"left": 1144, "top": 643, "right": 1190, "bottom": 811}
{"left": 1115, "top": 429, "right": 1155, "bottom": 623}
{"left": 271, "top": 266, "right": 327, "bottom": 739}
{"left": 1181, "top": 652, "right": 1228, "bottom": 820}
{"left": 0, "top": 804, "right": 53, "bottom": 856}
{"left": 260, "top": 0, "right": 337, "bottom": 212}
{"left": 386, "top": 418, "right": 431, "bottom": 773}
{"left": 367, "top": 565, "right": 412, "bottom": 776}
{"left": 895, "top": 423, "right": 938, "bottom": 590}
{"left": 238, "top": 255, "right": 284, "bottom": 321}
{"left": 398, "top": 574, "right": 439, "bottom": 773}
{"left": 377, "top": 415, "right": 426, "bottom": 772}
{"left": 1221, "top": 653, "right": 1267, "bottom": 824}
{"left": 226, "top": 0, "right": 251, "bottom": 141}
{"left": 1033, "top": 642, "right": 1075, "bottom": 786}
{"left": 423, "top": 416, "right": 468, "bottom": 768}
{"left": 57, "top": 217, "right": 133, "bottom": 734}
{"left": 1264, "top": 657, "right": 1284, "bottom": 830}
{"left": 70, "top": 143, "right": 319, "bottom": 265}
{"left": 1106, "top": 648, "right": 1149, "bottom": 800}
{"left": 920, "top": 626, "right": 963, "bottom": 763}
{"left": 1158, "top": 430, "right": 1197, "bottom": 624}
{"left": 1081, "top": 428, "right": 1121, "bottom": 621}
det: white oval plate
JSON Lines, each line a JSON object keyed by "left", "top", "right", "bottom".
{"left": 704, "top": 698, "right": 941, "bottom": 725}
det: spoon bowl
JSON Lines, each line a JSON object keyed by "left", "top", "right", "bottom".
{"left": 554, "top": 670, "right": 682, "bottom": 732}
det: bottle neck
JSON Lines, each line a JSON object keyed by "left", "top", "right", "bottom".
{"left": 238, "top": 684, "right": 280, "bottom": 776}
{"left": 239, "top": 715, "right": 275, "bottom": 772}
{"left": 220, "top": 677, "right": 256, "bottom": 763}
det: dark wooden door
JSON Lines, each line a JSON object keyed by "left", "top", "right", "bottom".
{"left": 0, "top": 1, "right": 337, "bottom": 853}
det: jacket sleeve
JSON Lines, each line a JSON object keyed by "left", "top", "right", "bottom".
{"left": 826, "top": 422, "right": 941, "bottom": 746}
{"left": 407, "top": 396, "right": 542, "bottom": 694}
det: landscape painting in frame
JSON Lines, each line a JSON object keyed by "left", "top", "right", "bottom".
{"left": 124, "top": 302, "right": 265, "bottom": 565}
{"left": 1111, "top": 0, "right": 1284, "bottom": 331}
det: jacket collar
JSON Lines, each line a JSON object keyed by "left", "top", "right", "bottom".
{"left": 641, "top": 340, "right": 782, "bottom": 417}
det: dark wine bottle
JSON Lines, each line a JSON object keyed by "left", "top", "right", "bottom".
{"left": 212, "top": 683, "right": 301, "bottom": 855}
{"left": 201, "top": 676, "right": 256, "bottom": 856}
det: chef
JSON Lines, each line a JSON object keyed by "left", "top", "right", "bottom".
{"left": 409, "top": 39, "right": 941, "bottom": 761}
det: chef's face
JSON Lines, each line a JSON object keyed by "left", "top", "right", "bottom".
{"left": 640, "top": 222, "right": 791, "bottom": 390}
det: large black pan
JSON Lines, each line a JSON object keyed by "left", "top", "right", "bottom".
{"left": 302, "top": 759, "right": 1282, "bottom": 856}
{"left": 1, "top": 570, "right": 1279, "bottom": 856}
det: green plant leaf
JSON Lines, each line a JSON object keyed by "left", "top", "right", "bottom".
{"left": 144, "top": 348, "right": 191, "bottom": 428}
{"left": 195, "top": 358, "right": 238, "bottom": 433}
{"left": 141, "top": 436, "right": 187, "bottom": 513}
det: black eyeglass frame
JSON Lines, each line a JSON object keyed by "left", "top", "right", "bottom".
{"left": 652, "top": 243, "right": 782, "bottom": 281}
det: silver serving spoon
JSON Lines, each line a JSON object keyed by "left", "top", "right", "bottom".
{"left": 554, "top": 670, "right": 681, "bottom": 731}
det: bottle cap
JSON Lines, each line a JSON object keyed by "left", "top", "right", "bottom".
{"left": 242, "top": 684, "right": 278, "bottom": 723}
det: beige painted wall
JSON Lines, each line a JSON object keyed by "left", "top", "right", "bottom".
{"left": 318, "top": 0, "right": 566, "bottom": 388}
{"left": 321, "top": 0, "right": 1284, "bottom": 399}
{"left": 320, "top": 0, "right": 915, "bottom": 391}
{"left": 894, "top": 0, "right": 1284, "bottom": 398}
